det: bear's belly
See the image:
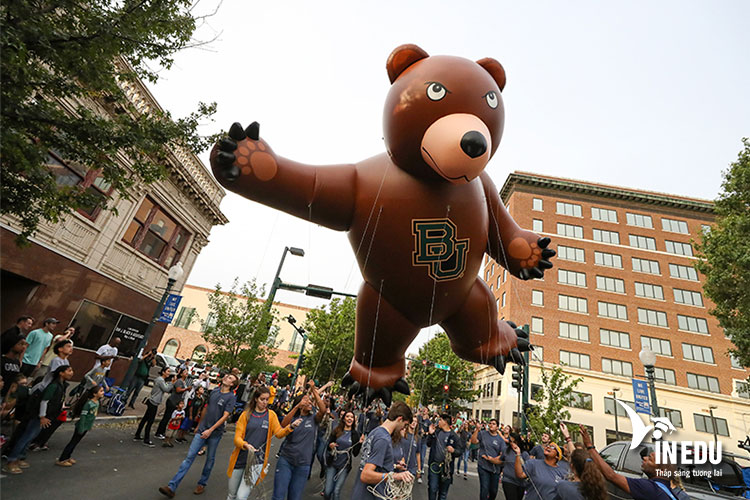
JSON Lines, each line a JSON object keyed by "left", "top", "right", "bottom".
{"left": 348, "top": 156, "right": 489, "bottom": 327}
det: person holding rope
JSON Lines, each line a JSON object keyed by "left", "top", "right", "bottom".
{"left": 324, "top": 409, "right": 363, "bottom": 500}
{"left": 470, "top": 418, "right": 505, "bottom": 500}
{"left": 226, "top": 386, "right": 294, "bottom": 500}
{"left": 501, "top": 432, "right": 530, "bottom": 500}
{"left": 510, "top": 437, "right": 567, "bottom": 500}
{"left": 426, "top": 413, "right": 459, "bottom": 500}
{"left": 351, "top": 401, "right": 414, "bottom": 500}
{"left": 553, "top": 448, "right": 608, "bottom": 500}
{"left": 400, "top": 416, "right": 422, "bottom": 481}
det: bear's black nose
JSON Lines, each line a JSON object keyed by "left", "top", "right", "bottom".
{"left": 461, "top": 131, "right": 487, "bottom": 158}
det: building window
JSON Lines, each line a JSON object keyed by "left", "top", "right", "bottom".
{"left": 557, "top": 222, "right": 584, "bottom": 239}
{"left": 600, "top": 329, "right": 630, "bottom": 349}
{"left": 560, "top": 321, "right": 589, "bottom": 342}
{"left": 531, "top": 384, "right": 543, "bottom": 400}
{"left": 687, "top": 373, "right": 720, "bottom": 393}
{"left": 531, "top": 346, "right": 544, "bottom": 363}
{"left": 532, "top": 290, "right": 544, "bottom": 306}
{"left": 736, "top": 381, "right": 750, "bottom": 399}
{"left": 593, "top": 229, "right": 620, "bottom": 245}
{"left": 595, "top": 251, "right": 623, "bottom": 269}
{"left": 677, "top": 314, "right": 709, "bottom": 334}
{"left": 496, "top": 275, "right": 501, "bottom": 289}
{"left": 567, "top": 391, "right": 593, "bottom": 410}
{"left": 123, "top": 197, "right": 191, "bottom": 268}
{"left": 47, "top": 152, "right": 114, "bottom": 220}
{"left": 503, "top": 269, "right": 507, "bottom": 283}
{"left": 731, "top": 355, "right": 744, "bottom": 370}
{"left": 674, "top": 288, "right": 704, "bottom": 307}
{"left": 501, "top": 292, "right": 506, "bottom": 308}
{"left": 556, "top": 201, "right": 582, "bottom": 217}
{"left": 531, "top": 317, "right": 544, "bottom": 334}
{"left": 662, "top": 218, "right": 689, "bottom": 234}
{"left": 558, "top": 269, "right": 587, "bottom": 287}
{"left": 654, "top": 367, "right": 677, "bottom": 385}
{"left": 533, "top": 198, "right": 543, "bottom": 211}
{"left": 559, "top": 294, "right": 588, "bottom": 313}
{"left": 626, "top": 212, "right": 653, "bottom": 229}
{"left": 201, "top": 312, "right": 217, "bottom": 333}
{"left": 604, "top": 397, "right": 635, "bottom": 415}
{"left": 598, "top": 301, "right": 628, "bottom": 320}
{"left": 591, "top": 207, "right": 618, "bottom": 223}
{"left": 602, "top": 358, "right": 633, "bottom": 377}
{"left": 629, "top": 234, "right": 656, "bottom": 250}
{"left": 558, "top": 245, "right": 585, "bottom": 263}
{"left": 596, "top": 276, "right": 625, "bottom": 294}
{"left": 163, "top": 339, "right": 179, "bottom": 357}
{"left": 606, "top": 430, "right": 633, "bottom": 445}
{"left": 560, "top": 350, "right": 590, "bottom": 370}
{"left": 641, "top": 336, "right": 672, "bottom": 356}
{"left": 174, "top": 307, "right": 196, "bottom": 329}
{"left": 665, "top": 240, "right": 693, "bottom": 256}
{"left": 682, "top": 343, "right": 714, "bottom": 364}
{"left": 533, "top": 219, "right": 544, "bottom": 232}
{"left": 694, "top": 414, "right": 729, "bottom": 436}
{"left": 701, "top": 224, "right": 712, "bottom": 234}
{"left": 637, "top": 308, "right": 668, "bottom": 327}
{"left": 632, "top": 257, "right": 660, "bottom": 275}
{"left": 659, "top": 407, "right": 683, "bottom": 427}
{"left": 669, "top": 263, "right": 699, "bottom": 281}
{"left": 191, "top": 345, "right": 208, "bottom": 362}
{"left": 289, "top": 332, "right": 305, "bottom": 353}
{"left": 634, "top": 282, "right": 664, "bottom": 300}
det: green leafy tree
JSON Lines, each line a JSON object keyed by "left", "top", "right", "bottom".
{"left": 201, "top": 278, "right": 277, "bottom": 375}
{"left": 696, "top": 138, "right": 750, "bottom": 368}
{"left": 407, "top": 332, "right": 480, "bottom": 408}
{"left": 300, "top": 297, "right": 356, "bottom": 385}
{"left": 1, "top": 0, "right": 219, "bottom": 242}
{"left": 525, "top": 366, "right": 582, "bottom": 443}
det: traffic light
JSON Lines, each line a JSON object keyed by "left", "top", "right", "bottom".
{"left": 298, "top": 354, "right": 306, "bottom": 370}
{"left": 443, "top": 384, "right": 449, "bottom": 393}
{"left": 443, "top": 403, "right": 449, "bottom": 412}
{"left": 511, "top": 364, "right": 523, "bottom": 390}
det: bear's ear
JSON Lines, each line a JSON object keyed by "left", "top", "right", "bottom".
{"left": 387, "top": 44, "right": 429, "bottom": 84}
{"left": 476, "top": 58, "right": 506, "bottom": 92}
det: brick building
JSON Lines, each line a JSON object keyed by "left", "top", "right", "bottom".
{"left": 471, "top": 172, "right": 750, "bottom": 454}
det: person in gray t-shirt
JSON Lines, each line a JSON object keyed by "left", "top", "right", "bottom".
{"left": 135, "top": 367, "right": 173, "bottom": 446}
{"left": 156, "top": 368, "right": 187, "bottom": 437}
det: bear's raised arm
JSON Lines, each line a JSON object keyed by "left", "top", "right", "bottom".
{"left": 210, "top": 122, "right": 357, "bottom": 231}
{"left": 480, "top": 172, "right": 555, "bottom": 280}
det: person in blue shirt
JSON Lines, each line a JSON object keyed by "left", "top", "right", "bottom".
{"left": 511, "top": 438, "right": 567, "bottom": 500}
{"left": 324, "top": 409, "right": 363, "bottom": 500}
{"left": 501, "top": 432, "right": 529, "bottom": 500}
{"left": 470, "top": 418, "right": 505, "bottom": 500}
{"left": 426, "top": 414, "right": 459, "bottom": 500}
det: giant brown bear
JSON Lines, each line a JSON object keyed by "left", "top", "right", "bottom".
{"left": 210, "top": 44, "right": 555, "bottom": 404}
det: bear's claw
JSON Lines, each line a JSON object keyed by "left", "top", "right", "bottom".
{"left": 491, "top": 354, "right": 507, "bottom": 374}
{"left": 245, "top": 121, "right": 260, "bottom": 141}
{"left": 229, "top": 122, "right": 246, "bottom": 141}
{"left": 341, "top": 371, "right": 408, "bottom": 405}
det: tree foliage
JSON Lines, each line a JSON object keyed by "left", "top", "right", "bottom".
{"left": 300, "top": 297, "right": 356, "bottom": 385}
{"left": 201, "top": 278, "right": 277, "bottom": 376}
{"left": 695, "top": 138, "right": 750, "bottom": 368}
{"left": 1, "top": 0, "right": 219, "bottom": 242}
{"left": 524, "top": 365, "right": 581, "bottom": 443}
{"left": 406, "top": 332, "right": 480, "bottom": 408}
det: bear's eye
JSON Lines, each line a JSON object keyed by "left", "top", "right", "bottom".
{"left": 426, "top": 82, "right": 448, "bottom": 101}
{"left": 484, "top": 91, "right": 498, "bottom": 109}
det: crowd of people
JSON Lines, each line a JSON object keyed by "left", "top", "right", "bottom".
{"left": 1, "top": 315, "right": 694, "bottom": 500}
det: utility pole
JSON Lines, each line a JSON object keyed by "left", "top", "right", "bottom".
{"left": 521, "top": 324, "right": 530, "bottom": 434}
{"left": 609, "top": 388, "right": 621, "bottom": 441}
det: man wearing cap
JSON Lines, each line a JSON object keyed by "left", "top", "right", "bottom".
{"left": 21, "top": 318, "right": 59, "bottom": 376}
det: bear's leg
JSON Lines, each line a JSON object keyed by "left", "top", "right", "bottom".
{"left": 345, "top": 280, "right": 421, "bottom": 395}
{"left": 440, "top": 278, "right": 529, "bottom": 373}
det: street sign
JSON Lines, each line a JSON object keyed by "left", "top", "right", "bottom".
{"left": 434, "top": 363, "right": 450, "bottom": 371}
{"left": 632, "top": 379, "right": 651, "bottom": 415}
{"left": 157, "top": 294, "right": 182, "bottom": 323}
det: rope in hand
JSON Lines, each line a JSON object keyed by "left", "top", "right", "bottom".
{"left": 367, "top": 471, "right": 414, "bottom": 500}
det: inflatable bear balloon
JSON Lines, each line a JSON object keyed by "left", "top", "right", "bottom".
{"left": 210, "top": 44, "right": 555, "bottom": 404}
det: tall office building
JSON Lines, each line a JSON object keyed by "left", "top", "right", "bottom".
{"left": 471, "top": 172, "right": 750, "bottom": 454}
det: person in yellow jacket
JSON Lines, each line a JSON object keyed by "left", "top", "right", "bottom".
{"left": 226, "top": 386, "right": 297, "bottom": 500}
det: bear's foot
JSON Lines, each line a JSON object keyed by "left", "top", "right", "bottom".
{"left": 341, "top": 358, "right": 409, "bottom": 406}
{"left": 489, "top": 321, "right": 533, "bottom": 375}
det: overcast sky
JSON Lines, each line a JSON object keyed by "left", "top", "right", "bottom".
{"left": 148, "top": 0, "right": 749, "bottom": 352}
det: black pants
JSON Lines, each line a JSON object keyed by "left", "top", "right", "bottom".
{"left": 59, "top": 430, "right": 87, "bottom": 461}
{"left": 135, "top": 401, "right": 158, "bottom": 443}
{"left": 33, "top": 418, "right": 63, "bottom": 446}
{"left": 21, "top": 363, "right": 36, "bottom": 377}
{"left": 156, "top": 399, "right": 176, "bottom": 437}
{"left": 502, "top": 481, "right": 525, "bottom": 500}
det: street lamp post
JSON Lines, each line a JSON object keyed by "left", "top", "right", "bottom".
{"left": 120, "top": 262, "right": 184, "bottom": 390}
{"left": 639, "top": 347, "right": 660, "bottom": 418}
{"left": 708, "top": 405, "right": 718, "bottom": 445}
{"left": 261, "top": 246, "right": 305, "bottom": 337}
{"left": 609, "top": 387, "right": 621, "bottom": 441}
{"left": 287, "top": 315, "right": 308, "bottom": 390}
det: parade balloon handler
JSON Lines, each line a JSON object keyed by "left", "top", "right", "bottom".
{"left": 426, "top": 414, "right": 459, "bottom": 500}
{"left": 209, "top": 44, "right": 555, "bottom": 406}
{"left": 553, "top": 448, "right": 609, "bottom": 500}
{"left": 511, "top": 436, "right": 567, "bottom": 500}
{"left": 470, "top": 418, "right": 505, "bottom": 500}
{"left": 324, "top": 410, "right": 364, "bottom": 500}
{"left": 500, "top": 432, "right": 529, "bottom": 500}
{"left": 400, "top": 416, "right": 422, "bottom": 480}
{"left": 226, "top": 386, "right": 293, "bottom": 500}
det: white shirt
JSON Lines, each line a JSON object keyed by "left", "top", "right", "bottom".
{"left": 93, "top": 344, "right": 118, "bottom": 371}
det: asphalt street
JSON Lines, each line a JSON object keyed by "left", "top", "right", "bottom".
{"left": 1, "top": 421, "right": 486, "bottom": 500}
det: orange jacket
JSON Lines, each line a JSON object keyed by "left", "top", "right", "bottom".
{"left": 226, "top": 409, "right": 292, "bottom": 482}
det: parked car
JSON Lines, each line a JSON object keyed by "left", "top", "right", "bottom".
{"left": 147, "top": 353, "right": 182, "bottom": 385}
{"left": 599, "top": 440, "right": 748, "bottom": 499}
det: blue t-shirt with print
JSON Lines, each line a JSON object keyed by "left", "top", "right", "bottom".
{"left": 197, "top": 388, "right": 236, "bottom": 435}
{"left": 279, "top": 411, "right": 318, "bottom": 467}
{"left": 522, "top": 458, "right": 568, "bottom": 500}
{"left": 351, "top": 426, "right": 393, "bottom": 500}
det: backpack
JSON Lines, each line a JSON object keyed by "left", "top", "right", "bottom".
{"left": 107, "top": 393, "right": 126, "bottom": 416}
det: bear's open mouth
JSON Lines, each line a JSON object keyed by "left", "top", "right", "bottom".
{"left": 422, "top": 147, "right": 471, "bottom": 183}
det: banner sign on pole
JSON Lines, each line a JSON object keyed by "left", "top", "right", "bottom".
{"left": 157, "top": 294, "right": 182, "bottom": 323}
{"left": 632, "top": 379, "right": 651, "bottom": 415}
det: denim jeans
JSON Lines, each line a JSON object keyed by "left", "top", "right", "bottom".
{"left": 227, "top": 465, "right": 262, "bottom": 500}
{"left": 271, "top": 455, "right": 311, "bottom": 500}
{"left": 455, "top": 449, "right": 469, "bottom": 475}
{"left": 427, "top": 467, "right": 451, "bottom": 500}
{"left": 168, "top": 431, "right": 223, "bottom": 491}
{"left": 478, "top": 467, "right": 501, "bottom": 500}
{"left": 8, "top": 418, "right": 42, "bottom": 462}
{"left": 324, "top": 465, "right": 349, "bottom": 500}
{"left": 124, "top": 377, "right": 146, "bottom": 407}
{"left": 419, "top": 440, "right": 428, "bottom": 471}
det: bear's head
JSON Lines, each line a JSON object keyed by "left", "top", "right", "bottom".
{"left": 383, "top": 44, "right": 506, "bottom": 184}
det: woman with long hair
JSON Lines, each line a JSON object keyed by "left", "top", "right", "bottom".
{"left": 226, "top": 386, "right": 293, "bottom": 500}
{"left": 512, "top": 435, "right": 568, "bottom": 500}
{"left": 324, "top": 410, "right": 363, "bottom": 500}
{"left": 56, "top": 385, "right": 104, "bottom": 467}
{"left": 554, "top": 449, "right": 608, "bottom": 500}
